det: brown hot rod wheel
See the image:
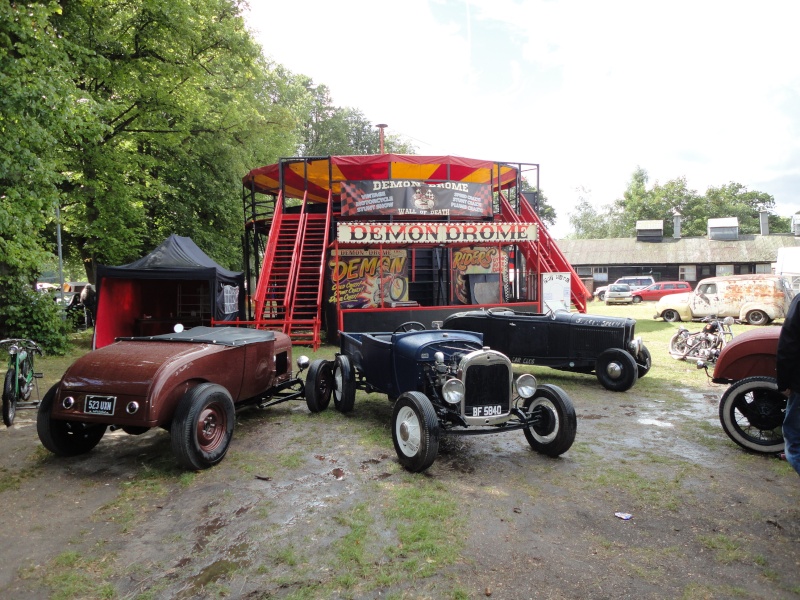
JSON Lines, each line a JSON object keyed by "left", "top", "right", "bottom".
{"left": 171, "top": 383, "right": 235, "bottom": 470}
{"left": 37, "top": 384, "right": 107, "bottom": 456}
{"left": 523, "top": 384, "right": 577, "bottom": 456}
{"left": 718, "top": 376, "right": 785, "bottom": 454}
{"left": 304, "top": 359, "right": 333, "bottom": 413}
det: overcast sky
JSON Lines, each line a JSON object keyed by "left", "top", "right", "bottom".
{"left": 244, "top": 0, "right": 800, "bottom": 238}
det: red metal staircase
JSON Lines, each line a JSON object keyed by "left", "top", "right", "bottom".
{"left": 251, "top": 194, "right": 330, "bottom": 348}
{"left": 498, "top": 194, "right": 589, "bottom": 312}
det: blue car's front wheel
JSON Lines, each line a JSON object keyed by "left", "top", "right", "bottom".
{"left": 391, "top": 391, "right": 439, "bottom": 472}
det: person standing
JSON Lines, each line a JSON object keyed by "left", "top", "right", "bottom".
{"left": 777, "top": 293, "right": 800, "bottom": 476}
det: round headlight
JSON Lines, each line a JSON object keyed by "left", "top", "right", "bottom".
{"left": 628, "top": 337, "right": 643, "bottom": 355}
{"left": 515, "top": 374, "right": 537, "bottom": 398}
{"left": 296, "top": 355, "right": 310, "bottom": 371}
{"left": 442, "top": 378, "right": 465, "bottom": 405}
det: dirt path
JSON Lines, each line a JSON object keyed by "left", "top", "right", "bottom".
{"left": 1, "top": 362, "right": 799, "bottom": 599}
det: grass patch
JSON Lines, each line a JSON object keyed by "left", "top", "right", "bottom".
{"left": 697, "top": 533, "right": 748, "bottom": 564}
{"left": 39, "top": 550, "right": 116, "bottom": 600}
{"left": 97, "top": 459, "right": 182, "bottom": 532}
{"left": 385, "top": 477, "right": 463, "bottom": 578}
{"left": 587, "top": 465, "right": 688, "bottom": 511}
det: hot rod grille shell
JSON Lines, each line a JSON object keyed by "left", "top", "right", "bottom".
{"left": 459, "top": 349, "right": 514, "bottom": 425}
{"left": 464, "top": 363, "right": 511, "bottom": 409}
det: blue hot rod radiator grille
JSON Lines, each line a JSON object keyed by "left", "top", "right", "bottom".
{"left": 463, "top": 363, "right": 511, "bottom": 411}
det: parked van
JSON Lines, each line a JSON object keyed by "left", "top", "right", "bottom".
{"left": 654, "top": 274, "right": 794, "bottom": 325}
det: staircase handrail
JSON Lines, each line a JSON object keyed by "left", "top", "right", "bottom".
{"left": 253, "top": 192, "right": 286, "bottom": 322}
{"left": 316, "top": 190, "right": 333, "bottom": 308}
{"left": 284, "top": 194, "right": 309, "bottom": 312}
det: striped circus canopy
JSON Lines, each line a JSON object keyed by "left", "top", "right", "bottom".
{"left": 242, "top": 154, "right": 522, "bottom": 203}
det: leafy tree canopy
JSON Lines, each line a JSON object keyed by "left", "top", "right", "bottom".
{"left": 567, "top": 167, "right": 787, "bottom": 239}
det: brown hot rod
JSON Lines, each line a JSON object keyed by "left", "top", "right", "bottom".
{"left": 37, "top": 327, "right": 310, "bottom": 469}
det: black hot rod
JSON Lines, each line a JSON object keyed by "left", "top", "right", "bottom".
{"left": 442, "top": 308, "right": 652, "bottom": 392}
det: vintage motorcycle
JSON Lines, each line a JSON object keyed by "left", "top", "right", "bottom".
{"left": 668, "top": 315, "right": 734, "bottom": 363}
{"left": 1, "top": 338, "right": 43, "bottom": 426}
{"left": 699, "top": 327, "right": 784, "bottom": 454}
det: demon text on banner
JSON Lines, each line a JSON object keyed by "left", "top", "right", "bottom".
{"left": 328, "top": 249, "right": 409, "bottom": 309}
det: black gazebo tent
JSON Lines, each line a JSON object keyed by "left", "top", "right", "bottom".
{"left": 94, "top": 235, "right": 244, "bottom": 348}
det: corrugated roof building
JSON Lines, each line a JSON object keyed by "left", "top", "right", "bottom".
{"left": 556, "top": 216, "right": 800, "bottom": 291}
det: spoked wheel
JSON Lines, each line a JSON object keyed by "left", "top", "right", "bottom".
{"left": 523, "top": 384, "right": 577, "bottom": 457}
{"left": 719, "top": 376, "right": 785, "bottom": 454}
{"left": 595, "top": 349, "right": 638, "bottom": 392}
{"left": 668, "top": 332, "right": 690, "bottom": 360}
{"left": 391, "top": 391, "right": 440, "bottom": 472}
{"left": 332, "top": 355, "right": 355, "bottom": 413}
{"left": 171, "top": 383, "right": 235, "bottom": 470}
{"left": 3, "top": 368, "right": 18, "bottom": 427}
{"left": 37, "top": 384, "right": 107, "bottom": 456}
{"left": 745, "top": 310, "right": 769, "bottom": 326}
{"left": 304, "top": 359, "right": 333, "bottom": 413}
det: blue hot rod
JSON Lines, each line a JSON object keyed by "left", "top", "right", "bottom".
{"left": 304, "top": 322, "right": 577, "bottom": 472}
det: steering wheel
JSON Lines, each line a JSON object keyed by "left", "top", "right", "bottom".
{"left": 393, "top": 321, "right": 426, "bottom": 334}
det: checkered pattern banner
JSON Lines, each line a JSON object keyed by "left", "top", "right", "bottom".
{"left": 341, "top": 180, "right": 492, "bottom": 217}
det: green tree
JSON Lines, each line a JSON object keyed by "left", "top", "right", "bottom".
{"left": 570, "top": 168, "right": 782, "bottom": 239}
{"left": 0, "top": 1, "right": 76, "bottom": 348}
{"left": 53, "top": 0, "right": 297, "bottom": 275}
{"left": 567, "top": 187, "right": 614, "bottom": 239}
{"left": 297, "top": 83, "right": 415, "bottom": 156}
{"left": 681, "top": 182, "right": 779, "bottom": 237}
{"left": 518, "top": 178, "right": 556, "bottom": 227}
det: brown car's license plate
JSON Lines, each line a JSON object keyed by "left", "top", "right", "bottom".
{"left": 85, "top": 395, "right": 116, "bottom": 415}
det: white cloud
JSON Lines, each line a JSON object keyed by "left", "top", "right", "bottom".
{"left": 245, "top": 0, "right": 800, "bottom": 237}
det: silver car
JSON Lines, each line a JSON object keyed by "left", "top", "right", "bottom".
{"left": 605, "top": 283, "right": 633, "bottom": 305}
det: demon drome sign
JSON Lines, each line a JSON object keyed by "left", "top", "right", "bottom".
{"left": 336, "top": 222, "right": 538, "bottom": 245}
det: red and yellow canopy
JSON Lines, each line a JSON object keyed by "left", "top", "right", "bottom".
{"left": 243, "top": 154, "right": 521, "bottom": 203}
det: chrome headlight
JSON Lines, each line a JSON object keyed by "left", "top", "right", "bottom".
{"left": 628, "top": 337, "right": 643, "bottom": 355}
{"left": 515, "top": 373, "right": 537, "bottom": 398}
{"left": 442, "top": 378, "right": 465, "bottom": 405}
{"left": 296, "top": 355, "right": 310, "bottom": 371}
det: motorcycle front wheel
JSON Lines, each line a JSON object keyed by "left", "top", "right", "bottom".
{"left": 668, "top": 332, "right": 689, "bottom": 360}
